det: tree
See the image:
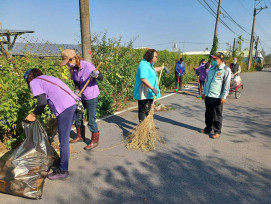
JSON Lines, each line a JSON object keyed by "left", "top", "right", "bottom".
{"left": 210, "top": 36, "right": 218, "bottom": 55}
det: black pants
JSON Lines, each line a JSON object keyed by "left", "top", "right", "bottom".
{"left": 138, "top": 99, "right": 153, "bottom": 122}
{"left": 175, "top": 75, "right": 183, "bottom": 90}
{"left": 204, "top": 97, "right": 223, "bottom": 134}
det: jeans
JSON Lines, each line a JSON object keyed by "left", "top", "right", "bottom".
{"left": 138, "top": 99, "right": 153, "bottom": 122}
{"left": 57, "top": 104, "right": 76, "bottom": 171}
{"left": 175, "top": 75, "right": 183, "bottom": 90}
{"left": 204, "top": 97, "right": 223, "bottom": 134}
{"left": 75, "top": 97, "right": 99, "bottom": 133}
{"left": 198, "top": 80, "right": 205, "bottom": 95}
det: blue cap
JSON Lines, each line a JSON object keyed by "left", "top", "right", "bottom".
{"left": 23, "top": 69, "right": 32, "bottom": 82}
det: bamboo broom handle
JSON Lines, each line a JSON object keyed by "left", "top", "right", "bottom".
{"left": 152, "top": 63, "right": 164, "bottom": 105}
{"left": 77, "top": 62, "right": 103, "bottom": 97}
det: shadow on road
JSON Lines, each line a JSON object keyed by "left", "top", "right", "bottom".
{"left": 104, "top": 115, "right": 137, "bottom": 139}
{"left": 55, "top": 145, "right": 271, "bottom": 203}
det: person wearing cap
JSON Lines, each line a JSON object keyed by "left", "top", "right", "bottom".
{"left": 200, "top": 52, "right": 231, "bottom": 139}
{"left": 60, "top": 49, "right": 103, "bottom": 150}
{"left": 175, "top": 57, "right": 186, "bottom": 92}
{"left": 133, "top": 49, "right": 169, "bottom": 122}
{"left": 24, "top": 68, "right": 79, "bottom": 180}
{"left": 230, "top": 57, "right": 241, "bottom": 76}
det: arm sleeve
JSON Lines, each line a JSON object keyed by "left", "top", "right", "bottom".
{"left": 237, "top": 65, "right": 241, "bottom": 74}
{"left": 202, "top": 74, "right": 208, "bottom": 95}
{"left": 195, "top": 66, "right": 200, "bottom": 76}
{"left": 138, "top": 65, "right": 148, "bottom": 79}
{"left": 73, "top": 80, "right": 80, "bottom": 90}
{"left": 33, "top": 94, "right": 47, "bottom": 115}
{"left": 220, "top": 69, "right": 231, "bottom": 99}
{"left": 175, "top": 63, "right": 179, "bottom": 72}
{"left": 97, "top": 72, "right": 103, "bottom": 81}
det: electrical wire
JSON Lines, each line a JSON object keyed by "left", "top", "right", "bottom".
{"left": 198, "top": 0, "right": 243, "bottom": 37}
{"left": 211, "top": 0, "right": 251, "bottom": 36}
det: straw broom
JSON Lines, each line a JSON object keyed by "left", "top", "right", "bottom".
{"left": 126, "top": 64, "right": 164, "bottom": 152}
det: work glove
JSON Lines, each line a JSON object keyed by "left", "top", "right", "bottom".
{"left": 163, "top": 66, "right": 169, "bottom": 73}
{"left": 90, "top": 70, "right": 98, "bottom": 78}
{"left": 152, "top": 88, "right": 159, "bottom": 96}
{"left": 74, "top": 89, "right": 80, "bottom": 95}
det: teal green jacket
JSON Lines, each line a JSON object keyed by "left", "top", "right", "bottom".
{"left": 133, "top": 59, "right": 160, "bottom": 100}
{"left": 203, "top": 63, "right": 231, "bottom": 99}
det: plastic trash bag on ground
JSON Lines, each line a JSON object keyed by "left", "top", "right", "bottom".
{"left": 0, "top": 120, "right": 59, "bottom": 199}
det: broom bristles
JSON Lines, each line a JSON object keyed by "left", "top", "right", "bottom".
{"left": 126, "top": 105, "right": 160, "bottom": 152}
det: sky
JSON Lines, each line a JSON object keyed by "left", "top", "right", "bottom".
{"left": 1, "top": 0, "right": 271, "bottom": 54}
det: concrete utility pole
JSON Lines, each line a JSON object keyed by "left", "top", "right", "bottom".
{"left": 254, "top": 36, "right": 259, "bottom": 65}
{"left": 213, "top": 0, "right": 222, "bottom": 47}
{"left": 79, "top": 0, "right": 92, "bottom": 63}
{"left": 232, "top": 38, "right": 236, "bottom": 57}
{"left": 248, "top": 0, "right": 267, "bottom": 70}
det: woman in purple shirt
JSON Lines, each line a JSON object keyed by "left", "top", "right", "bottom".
{"left": 195, "top": 59, "right": 210, "bottom": 98}
{"left": 60, "top": 49, "right": 102, "bottom": 151}
{"left": 24, "top": 68, "right": 79, "bottom": 180}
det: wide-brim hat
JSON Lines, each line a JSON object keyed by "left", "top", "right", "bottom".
{"left": 60, "top": 49, "right": 76, "bottom": 66}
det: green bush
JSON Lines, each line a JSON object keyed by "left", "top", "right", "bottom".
{"left": 0, "top": 33, "right": 208, "bottom": 148}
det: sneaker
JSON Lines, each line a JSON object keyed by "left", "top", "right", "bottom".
{"left": 199, "top": 129, "right": 211, "bottom": 134}
{"left": 211, "top": 133, "right": 220, "bottom": 139}
{"left": 48, "top": 169, "right": 69, "bottom": 180}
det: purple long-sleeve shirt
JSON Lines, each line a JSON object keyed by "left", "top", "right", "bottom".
{"left": 70, "top": 60, "right": 100, "bottom": 100}
{"left": 196, "top": 63, "right": 210, "bottom": 81}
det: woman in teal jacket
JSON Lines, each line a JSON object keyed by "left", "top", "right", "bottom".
{"left": 133, "top": 49, "right": 168, "bottom": 122}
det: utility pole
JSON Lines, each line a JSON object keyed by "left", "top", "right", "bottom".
{"left": 79, "top": 0, "right": 92, "bottom": 63}
{"left": 254, "top": 36, "right": 259, "bottom": 65}
{"left": 211, "top": 0, "right": 222, "bottom": 55}
{"left": 247, "top": 0, "right": 267, "bottom": 70}
{"left": 232, "top": 38, "right": 236, "bottom": 57}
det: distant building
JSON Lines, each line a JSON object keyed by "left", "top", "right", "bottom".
{"left": 183, "top": 50, "right": 228, "bottom": 55}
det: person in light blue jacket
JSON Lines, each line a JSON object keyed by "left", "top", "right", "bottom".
{"left": 200, "top": 52, "right": 231, "bottom": 139}
{"left": 175, "top": 58, "right": 186, "bottom": 91}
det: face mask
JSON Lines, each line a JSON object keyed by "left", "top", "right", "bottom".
{"left": 68, "top": 63, "right": 76, "bottom": 68}
{"left": 212, "top": 60, "right": 218, "bottom": 67}
{"left": 233, "top": 61, "right": 236, "bottom": 64}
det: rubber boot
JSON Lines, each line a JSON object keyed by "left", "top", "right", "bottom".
{"left": 84, "top": 132, "right": 99, "bottom": 150}
{"left": 81, "top": 126, "right": 85, "bottom": 141}
{"left": 70, "top": 127, "right": 84, "bottom": 143}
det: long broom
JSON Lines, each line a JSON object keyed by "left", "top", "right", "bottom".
{"left": 126, "top": 64, "right": 164, "bottom": 152}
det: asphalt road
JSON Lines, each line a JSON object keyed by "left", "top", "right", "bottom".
{"left": 1, "top": 68, "right": 271, "bottom": 204}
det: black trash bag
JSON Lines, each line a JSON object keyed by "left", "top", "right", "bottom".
{"left": 0, "top": 120, "right": 59, "bottom": 199}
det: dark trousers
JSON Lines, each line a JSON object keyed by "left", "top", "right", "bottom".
{"left": 204, "top": 97, "right": 223, "bottom": 134}
{"left": 138, "top": 99, "right": 153, "bottom": 122}
{"left": 198, "top": 80, "right": 205, "bottom": 95}
{"left": 75, "top": 97, "right": 99, "bottom": 133}
{"left": 57, "top": 104, "right": 76, "bottom": 171}
{"left": 175, "top": 75, "right": 183, "bottom": 90}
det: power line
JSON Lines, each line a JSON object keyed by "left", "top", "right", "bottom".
{"left": 212, "top": 0, "right": 251, "bottom": 36}
{"left": 198, "top": 0, "right": 243, "bottom": 37}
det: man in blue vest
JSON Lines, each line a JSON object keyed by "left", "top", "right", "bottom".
{"left": 200, "top": 52, "right": 231, "bottom": 139}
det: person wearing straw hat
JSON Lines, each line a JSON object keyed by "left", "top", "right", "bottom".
{"left": 60, "top": 49, "right": 103, "bottom": 150}
{"left": 200, "top": 52, "right": 231, "bottom": 139}
{"left": 24, "top": 68, "right": 79, "bottom": 180}
{"left": 133, "top": 49, "right": 169, "bottom": 123}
